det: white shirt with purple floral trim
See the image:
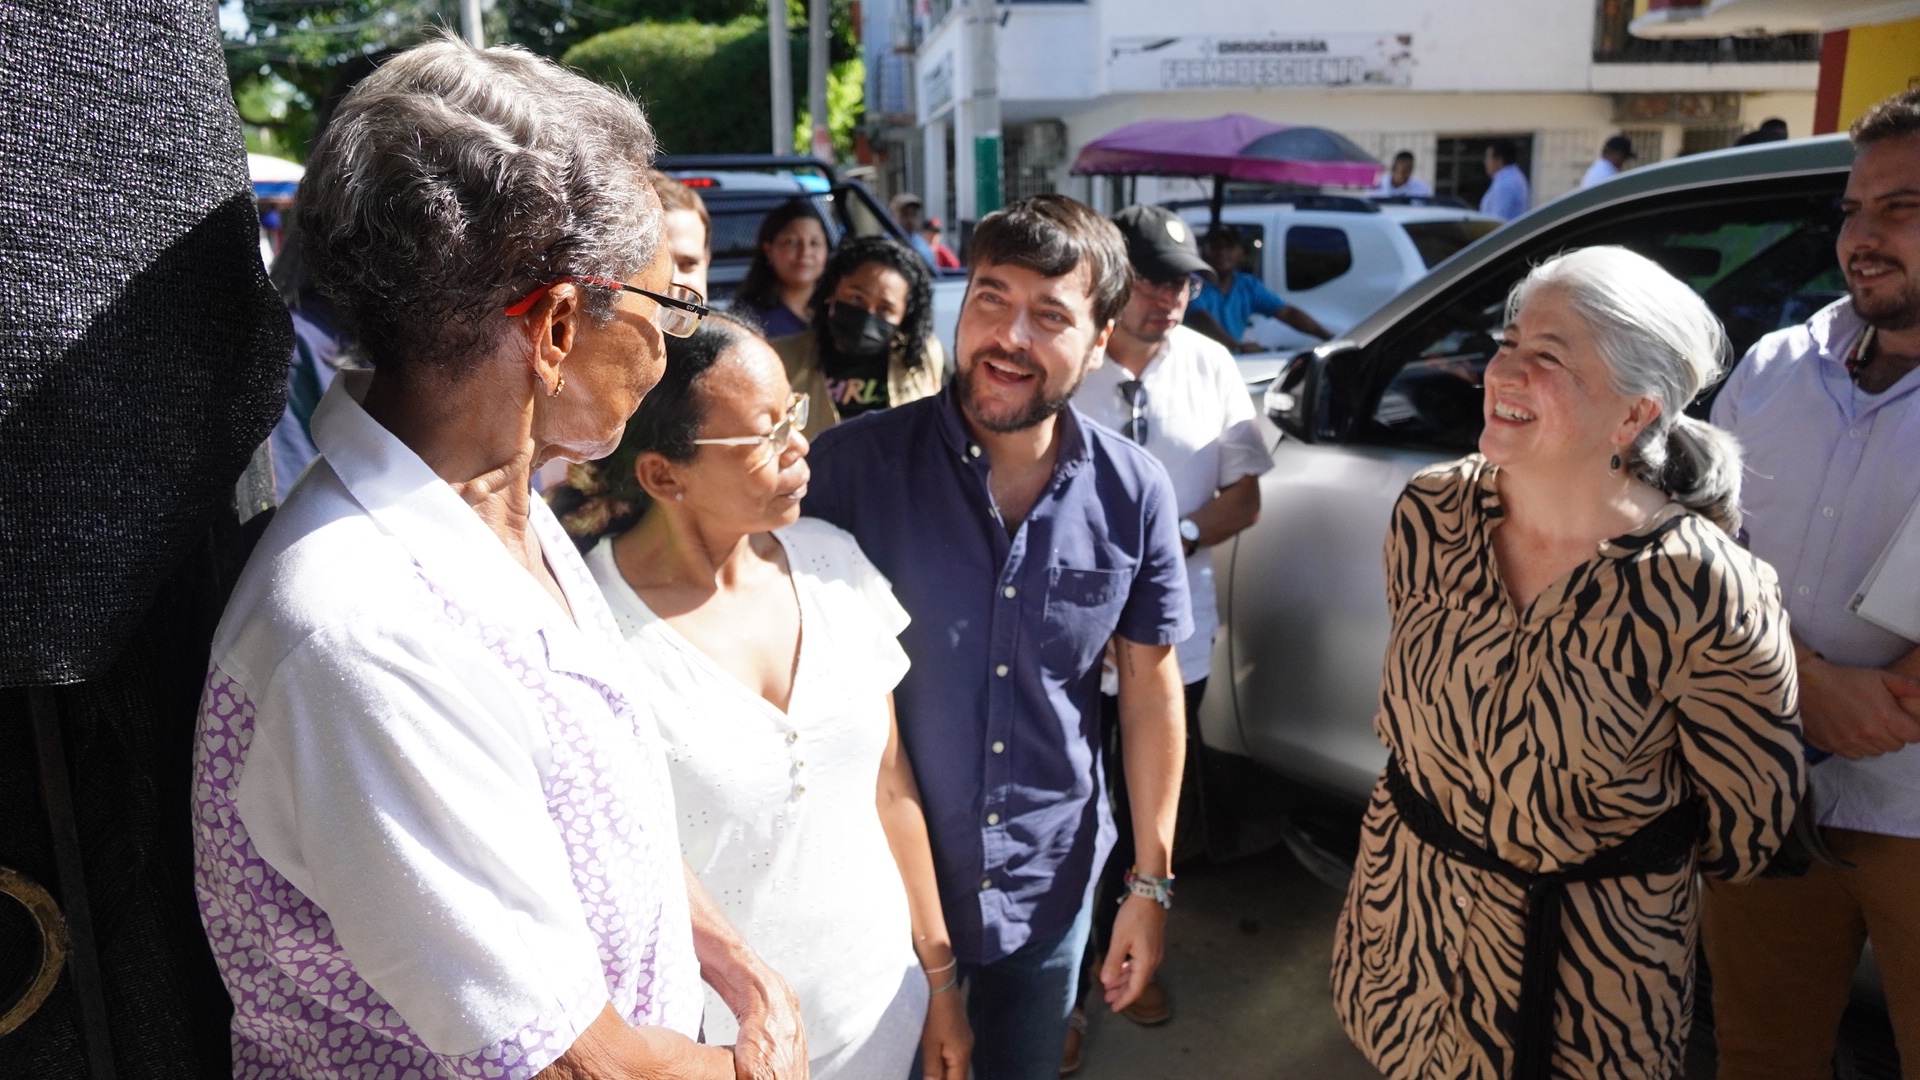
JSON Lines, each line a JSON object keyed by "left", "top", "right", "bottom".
{"left": 193, "top": 370, "right": 703, "bottom": 1079}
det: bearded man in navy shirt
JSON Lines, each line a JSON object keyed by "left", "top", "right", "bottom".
{"left": 803, "top": 194, "right": 1192, "bottom": 1080}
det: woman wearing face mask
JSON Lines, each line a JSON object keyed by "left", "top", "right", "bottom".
{"left": 771, "top": 235, "right": 944, "bottom": 438}
{"left": 554, "top": 313, "right": 973, "bottom": 1080}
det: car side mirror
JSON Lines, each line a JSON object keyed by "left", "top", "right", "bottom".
{"left": 1265, "top": 350, "right": 1318, "bottom": 442}
{"left": 1266, "top": 343, "right": 1361, "bottom": 443}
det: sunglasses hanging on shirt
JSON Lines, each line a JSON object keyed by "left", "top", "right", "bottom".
{"left": 1118, "top": 379, "right": 1149, "bottom": 444}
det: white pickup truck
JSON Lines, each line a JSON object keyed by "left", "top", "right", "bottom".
{"left": 1174, "top": 194, "right": 1500, "bottom": 387}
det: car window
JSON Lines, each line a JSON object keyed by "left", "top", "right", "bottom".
{"left": 1211, "top": 223, "right": 1265, "bottom": 276}
{"left": 1401, "top": 219, "right": 1502, "bottom": 269}
{"left": 1286, "top": 225, "right": 1352, "bottom": 291}
{"left": 836, "top": 185, "right": 892, "bottom": 239}
{"left": 1358, "top": 180, "right": 1845, "bottom": 452}
{"left": 701, "top": 193, "right": 843, "bottom": 299}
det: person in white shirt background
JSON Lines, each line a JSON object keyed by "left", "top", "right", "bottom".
{"left": 1702, "top": 87, "right": 1920, "bottom": 1080}
{"left": 1059, "top": 203, "right": 1274, "bottom": 1072}
{"left": 558, "top": 312, "right": 974, "bottom": 1080}
{"left": 1372, "top": 151, "right": 1433, "bottom": 198}
{"left": 1579, "top": 135, "right": 1638, "bottom": 190}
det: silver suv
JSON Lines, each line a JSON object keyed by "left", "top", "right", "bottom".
{"left": 1199, "top": 133, "right": 1855, "bottom": 827}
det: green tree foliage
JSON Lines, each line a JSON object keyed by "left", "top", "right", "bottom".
{"left": 224, "top": 0, "right": 861, "bottom": 162}
{"left": 223, "top": 0, "right": 453, "bottom": 161}
{"left": 564, "top": 17, "right": 792, "bottom": 155}
{"left": 563, "top": 8, "right": 862, "bottom": 159}
{"left": 507, "top": 0, "right": 762, "bottom": 57}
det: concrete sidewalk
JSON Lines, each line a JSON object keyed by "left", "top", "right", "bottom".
{"left": 1073, "top": 847, "right": 1380, "bottom": 1080}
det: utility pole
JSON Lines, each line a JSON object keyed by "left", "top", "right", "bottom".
{"left": 965, "top": 0, "right": 1002, "bottom": 216}
{"left": 459, "top": 0, "right": 484, "bottom": 48}
{"left": 768, "top": 0, "right": 793, "bottom": 155}
{"left": 806, "top": 0, "right": 833, "bottom": 162}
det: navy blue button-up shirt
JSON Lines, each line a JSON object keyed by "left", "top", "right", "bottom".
{"left": 803, "top": 386, "right": 1192, "bottom": 963}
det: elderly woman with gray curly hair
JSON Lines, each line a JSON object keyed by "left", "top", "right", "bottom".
{"left": 191, "top": 36, "right": 805, "bottom": 1080}
{"left": 1332, "top": 246, "right": 1807, "bottom": 1080}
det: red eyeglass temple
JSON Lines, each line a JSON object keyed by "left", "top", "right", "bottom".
{"left": 504, "top": 276, "right": 632, "bottom": 317}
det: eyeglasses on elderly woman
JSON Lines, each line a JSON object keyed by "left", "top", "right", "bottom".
{"left": 690, "top": 392, "right": 809, "bottom": 464}
{"left": 505, "top": 275, "right": 710, "bottom": 338}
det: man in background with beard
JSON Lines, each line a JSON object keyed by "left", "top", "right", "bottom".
{"left": 1705, "top": 87, "right": 1920, "bottom": 1079}
{"left": 803, "top": 194, "right": 1193, "bottom": 1080}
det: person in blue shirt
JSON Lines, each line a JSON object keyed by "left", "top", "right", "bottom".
{"left": 1479, "top": 138, "right": 1532, "bottom": 222}
{"left": 803, "top": 193, "right": 1193, "bottom": 1080}
{"left": 1186, "top": 228, "right": 1332, "bottom": 350}
{"left": 891, "top": 192, "right": 941, "bottom": 269}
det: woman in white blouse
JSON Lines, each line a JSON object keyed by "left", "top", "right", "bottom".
{"left": 561, "top": 312, "right": 973, "bottom": 1080}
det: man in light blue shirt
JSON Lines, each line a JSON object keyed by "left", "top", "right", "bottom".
{"left": 1701, "top": 89, "right": 1920, "bottom": 1078}
{"left": 1478, "top": 139, "right": 1530, "bottom": 221}
{"left": 1186, "top": 228, "right": 1332, "bottom": 350}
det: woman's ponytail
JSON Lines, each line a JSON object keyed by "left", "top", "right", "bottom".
{"left": 1637, "top": 414, "right": 1743, "bottom": 536}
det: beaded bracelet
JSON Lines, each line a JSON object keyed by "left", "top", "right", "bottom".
{"left": 1121, "top": 867, "right": 1174, "bottom": 910}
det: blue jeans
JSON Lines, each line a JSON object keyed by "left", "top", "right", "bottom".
{"left": 951, "top": 900, "right": 1096, "bottom": 1080}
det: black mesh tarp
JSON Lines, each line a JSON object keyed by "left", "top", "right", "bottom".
{"left": 0, "top": 0, "right": 290, "bottom": 687}
{"left": 0, "top": 1, "right": 291, "bottom": 1075}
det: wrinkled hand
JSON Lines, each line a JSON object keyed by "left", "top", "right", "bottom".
{"left": 918, "top": 983, "right": 972, "bottom": 1080}
{"left": 728, "top": 959, "right": 807, "bottom": 1080}
{"left": 1800, "top": 656, "right": 1920, "bottom": 759}
{"left": 1099, "top": 894, "right": 1166, "bottom": 1012}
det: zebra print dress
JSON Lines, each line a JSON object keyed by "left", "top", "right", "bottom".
{"left": 1332, "top": 455, "right": 1804, "bottom": 1080}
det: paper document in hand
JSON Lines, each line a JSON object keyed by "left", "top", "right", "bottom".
{"left": 1851, "top": 495, "right": 1920, "bottom": 643}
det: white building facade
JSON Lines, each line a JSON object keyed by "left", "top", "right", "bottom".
{"left": 861, "top": 0, "right": 1818, "bottom": 232}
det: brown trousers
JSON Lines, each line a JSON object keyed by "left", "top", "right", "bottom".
{"left": 1703, "top": 828, "right": 1920, "bottom": 1079}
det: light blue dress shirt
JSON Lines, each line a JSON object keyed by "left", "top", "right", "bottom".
{"left": 802, "top": 388, "right": 1192, "bottom": 962}
{"left": 1712, "top": 298, "right": 1920, "bottom": 839}
{"left": 1479, "top": 164, "right": 1531, "bottom": 221}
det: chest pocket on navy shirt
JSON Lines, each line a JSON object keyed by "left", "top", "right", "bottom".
{"left": 1042, "top": 567, "right": 1131, "bottom": 675}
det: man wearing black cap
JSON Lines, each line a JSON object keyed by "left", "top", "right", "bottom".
{"left": 1060, "top": 204, "right": 1274, "bottom": 1071}
{"left": 1581, "top": 134, "right": 1638, "bottom": 189}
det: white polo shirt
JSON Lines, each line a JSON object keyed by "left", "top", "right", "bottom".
{"left": 1079, "top": 325, "right": 1274, "bottom": 684}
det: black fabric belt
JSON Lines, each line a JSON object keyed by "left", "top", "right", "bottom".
{"left": 1382, "top": 756, "right": 1703, "bottom": 1080}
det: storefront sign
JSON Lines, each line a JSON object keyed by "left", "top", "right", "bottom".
{"left": 1108, "top": 33, "right": 1413, "bottom": 92}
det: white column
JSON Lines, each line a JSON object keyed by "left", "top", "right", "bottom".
{"left": 924, "top": 118, "right": 949, "bottom": 225}
{"left": 953, "top": 106, "right": 976, "bottom": 222}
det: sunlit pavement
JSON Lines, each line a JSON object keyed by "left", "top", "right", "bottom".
{"left": 1074, "top": 845, "right": 1382, "bottom": 1080}
{"left": 1072, "top": 843, "right": 1736, "bottom": 1080}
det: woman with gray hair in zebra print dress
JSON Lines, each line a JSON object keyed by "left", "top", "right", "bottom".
{"left": 1332, "top": 246, "right": 1806, "bottom": 1080}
